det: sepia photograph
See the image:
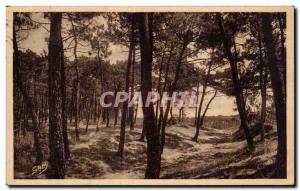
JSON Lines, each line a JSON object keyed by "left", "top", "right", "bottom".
{"left": 6, "top": 6, "right": 294, "bottom": 185}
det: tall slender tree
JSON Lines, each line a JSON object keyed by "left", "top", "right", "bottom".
{"left": 192, "top": 61, "right": 213, "bottom": 142}
{"left": 47, "top": 13, "right": 66, "bottom": 178}
{"left": 117, "top": 14, "right": 135, "bottom": 157}
{"left": 129, "top": 44, "right": 136, "bottom": 130}
{"left": 60, "top": 37, "right": 70, "bottom": 159}
{"left": 217, "top": 13, "right": 254, "bottom": 151}
{"left": 261, "top": 13, "right": 286, "bottom": 178}
{"left": 160, "top": 30, "right": 192, "bottom": 154}
{"left": 137, "top": 13, "right": 161, "bottom": 178}
{"left": 68, "top": 15, "right": 81, "bottom": 142}
{"left": 257, "top": 19, "right": 267, "bottom": 141}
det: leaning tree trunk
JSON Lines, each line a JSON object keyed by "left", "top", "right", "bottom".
{"left": 198, "top": 90, "right": 218, "bottom": 130}
{"left": 47, "top": 13, "right": 66, "bottom": 179}
{"left": 138, "top": 13, "right": 161, "bottom": 179}
{"left": 261, "top": 13, "right": 287, "bottom": 178}
{"left": 13, "top": 14, "right": 43, "bottom": 165}
{"left": 117, "top": 16, "right": 134, "bottom": 157}
{"left": 217, "top": 13, "right": 254, "bottom": 151}
{"left": 193, "top": 63, "right": 212, "bottom": 142}
{"left": 160, "top": 32, "right": 191, "bottom": 154}
{"left": 157, "top": 46, "right": 173, "bottom": 135}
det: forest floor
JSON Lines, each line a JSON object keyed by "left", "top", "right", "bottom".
{"left": 14, "top": 118, "right": 278, "bottom": 179}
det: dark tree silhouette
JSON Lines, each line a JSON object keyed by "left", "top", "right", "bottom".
{"left": 47, "top": 13, "right": 66, "bottom": 178}
{"left": 137, "top": 13, "right": 161, "bottom": 179}
{"left": 13, "top": 13, "right": 43, "bottom": 165}
{"left": 261, "top": 13, "right": 286, "bottom": 178}
{"left": 217, "top": 13, "right": 254, "bottom": 151}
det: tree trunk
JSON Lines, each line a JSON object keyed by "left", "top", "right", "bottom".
{"left": 157, "top": 46, "right": 173, "bottom": 134}
{"left": 69, "top": 17, "right": 80, "bottom": 142}
{"left": 85, "top": 101, "right": 90, "bottom": 133}
{"left": 139, "top": 124, "right": 146, "bottom": 142}
{"left": 114, "top": 107, "right": 119, "bottom": 126}
{"left": 155, "top": 51, "right": 165, "bottom": 121}
{"left": 44, "top": 93, "right": 48, "bottom": 123}
{"left": 74, "top": 62, "right": 80, "bottom": 141}
{"left": 47, "top": 13, "right": 66, "bottom": 178}
{"left": 105, "top": 107, "right": 110, "bottom": 128}
{"left": 217, "top": 13, "right": 254, "bottom": 151}
{"left": 181, "top": 108, "right": 184, "bottom": 122}
{"left": 193, "top": 63, "right": 212, "bottom": 142}
{"left": 21, "top": 100, "right": 27, "bottom": 136}
{"left": 33, "top": 72, "right": 39, "bottom": 128}
{"left": 134, "top": 104, "right": 138, "bottom": 123}
{"left": 160, "top": 32, "right": 190, "bottom": 154}
{"left": 277, "top": 14, "right": 286, "bottom": 93}
{"left": 257, "top": 21, "right": 267, "bottom": 142}
{"left": 198, "top": 90, "right": 218, "bottom": 130}
{"left": 117, "top": 16, "right": 134, "bottom": 157}
{"left": 60, "top": 36, "right": 70, "bottom": 159}
{"left": 129, "top": 44, "right": 136, "bottom": 130}
{"left": 69, "top": 86, "right": 74, "bottom": 124}
{"left": 13, "top": 13, "right": 43, "bottom": 165}
{"left": 138, "top": 13, "right": 161, "bottom": 178}
{"left": 96, "top": 108, "right": 102, "bottom": 132}
{"left": 93, "top": 90, "right": 97, "bottom": 123}
{"left": 194, "top": 81, "right": 200, "bottom": 126}
{"left": 102, "top": 104, "right": 106, "bottom": 122}
{"left": 261, "top": 13, "right": 287, "bottom": 178}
